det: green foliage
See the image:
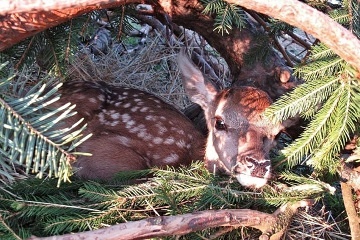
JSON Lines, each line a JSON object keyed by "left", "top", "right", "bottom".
{"left": 266, "top": 1, "right": 360, "bottom": 179}
{"left": 268, "top": 18, "right": 294, "bottom": 36}
{"left": 243, "top": 32, "right": 274, "bottom": 65}
{"left": 0, "top": 162, "right": 332, "bottom": 238}
{"left": 0, "top": 66, "right": 91, "bottom": 185}
{"left": 201, "top": 0, "right": 247, "bottom": 34}
{"left": 0, "top": 1, "right": 358, "bottom": 238}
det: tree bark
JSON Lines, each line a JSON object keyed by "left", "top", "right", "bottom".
{"left": 340, "top": 181, "right": 360, "bottom": 240}
{"left": 1, "top": 0, "right": 360, "bottom": 74}
{"left": 225, "top": 0, "right": 360, "bottom": 73}
{"left": 28, "top": 200, "right": 312, "bottom": 240}
{"left": 0, "top": 0, "right": 139, "bottom": 52}
{"left": 1, "top": 0, "right": 128, "bottom": 15}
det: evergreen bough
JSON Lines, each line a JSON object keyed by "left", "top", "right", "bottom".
{"left": 0, "top": 64, "right": 91, "bottom": 185}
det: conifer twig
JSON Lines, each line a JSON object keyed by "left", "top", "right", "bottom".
{"left": 29, "top": 200, "right": 312, "bottom": 240}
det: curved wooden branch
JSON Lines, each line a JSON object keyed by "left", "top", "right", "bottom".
{"left": 0, "top": 0, "right": 139, "bottom": 52}
{"left": 2, "top": 0, "right": 360, "bottom": 75}
{"left": 1, "top": 0, "right": 126, "bottom": 15}
{"left": 28, "top": 200, "right": 312, "bottom": 240}
{"left": 225, "top": 0, "right": 360, "bottom": 72}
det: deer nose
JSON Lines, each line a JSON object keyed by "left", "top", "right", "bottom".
{"left": 233, "top": 157, "right": 271, "bottom": 188}
{"left": 243, "top": 156, "right": 271, "bottom": 178}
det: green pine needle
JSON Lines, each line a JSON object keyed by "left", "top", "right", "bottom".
{"left": 265, "top": 76, "right": 340, "bottom": 122}
{"left": 201, "top": 0, "right": 246, "bottom": 35}
{"left": 0, "top": 75, "right": 91, "bottom": 185}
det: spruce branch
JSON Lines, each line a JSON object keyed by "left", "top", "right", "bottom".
{"left": 281, "top": 86, "right": 346, "bottom": 167}
{"left": 296, "top": 57, "right": 345, "bottom": 82}
{"left": 201, "top": 0, "right": 246, "bottom": 35}
{"left": 310, "top": 84, "right": 358, "bottom": 173}
{"left": 308, "top": 43, "right": 338, "bottom": 61}
{"left": 0, "top": 215, "right": 22, "bottom": 240}
{"left": 265, "top": 76, "right": 339, "bottom": 122}
{"left": 0, "top": 75, "right": 91, "bottom": 185}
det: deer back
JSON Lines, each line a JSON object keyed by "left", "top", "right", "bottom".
{"left": 53, "top": 81, "right": 204, "bottom": 180}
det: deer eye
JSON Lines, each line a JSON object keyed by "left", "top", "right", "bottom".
{"left": 214, "top": 117, "right": 227, "bottom": 131}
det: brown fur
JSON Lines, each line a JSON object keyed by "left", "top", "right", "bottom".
{"left": 177, "top": 52, "right": 285, "bottom": 188}
{"left": 52, "top": 81, "right": 204, "bottom": 180}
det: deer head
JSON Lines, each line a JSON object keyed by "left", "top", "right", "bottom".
{"left": 177, "top": 52, "right": 284, "bottom": 188}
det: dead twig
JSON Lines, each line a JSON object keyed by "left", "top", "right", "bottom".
{"left": 29, "top": 200, "right": 312, "bottom": 240}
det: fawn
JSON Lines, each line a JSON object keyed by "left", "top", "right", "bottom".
{"left": 54, "top": 52, "right": 285, "bottom": 188}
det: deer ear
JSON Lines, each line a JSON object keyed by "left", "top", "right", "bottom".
{"left": 177, "top": 51, "right": 218, "bottom": 110}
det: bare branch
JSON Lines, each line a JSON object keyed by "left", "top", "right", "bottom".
{"left": 28, "top": 200, "right": 312, "bottom": 240}
{"left": 225, "top": 0, "right": 360, "bottom": 73}
{"left": 1, "top": 0, "right": 127, "bottom": 15}
{"left": 0, "top": 1, "right": 143, "bottom": 51}
{"left": 340, "top": 181, "right": 360, "bottom": 240}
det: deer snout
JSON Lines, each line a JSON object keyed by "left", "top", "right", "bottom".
{"left": 234, "top": 157, "right": 271, "bottom": 188}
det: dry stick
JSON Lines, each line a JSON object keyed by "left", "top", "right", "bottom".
{"left": 273, "top": 37, "right": 294, "bottom": 68}
{"left": 1, "top": 0, "right": 127, "bottom": 14}
{"left": 28, "top": 200, "right": 312, "bottom": 240}
{"left": 340, "top": 181, "right": 360, "bottom": 240}
{"left": 225, "top": 0, "right": 360, "bottom": 73}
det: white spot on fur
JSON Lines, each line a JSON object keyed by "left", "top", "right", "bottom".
{"left": 140, "top": 107, "right": 149, "bottom": 112}
{"left": 89, "top": 97, "right": 97, "bottom": 103}
{"left": 176, "top": 140, "right": 187, "bottom": 148}
{"left": 111, "top": 113, "right": 120, "bottom": 119}
{"left": 137, "top": 131, "right": 147, "bottom": 138}
{"left": 97, "top": 95, "right": 105, "bottom": 101}
{"left": 123, "top": 103, "right": 131, "bottom": 108}
{"left": 145, "top": 115, "right": 157, "bottom": 121}
{"left": 126, "top": 120, "right": 136, "bottom": 129}
{"left": 164, "top": 153, "right": 179, "bottom": 164}
{"left": 109, "top": 121, "right": 119, "bottom": 126}
{"left": 121, "top": 113, "right": 131, "bottom": 122}
{"left": 156, "top": 124, "right": 168, "bottom": 135}
{"left": 98, "top": 112, "right": 105, "bottom": 123}
{"left": 153, "top": 137, "right": 163, "bottom": 144}
{"left": 142, "top": 134, "right": 152, "bottom": 141}
{"left": 164, "top": 137, "right": 175, "bottom": 145}
{"left": 177, "top": 130, "right": 185, "bottom": 135}
{"left": 129, "top": 126, "right": 139, "bottom": 133}
{"left": 131, "top": 106, "right": 139, "bottom": 112}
